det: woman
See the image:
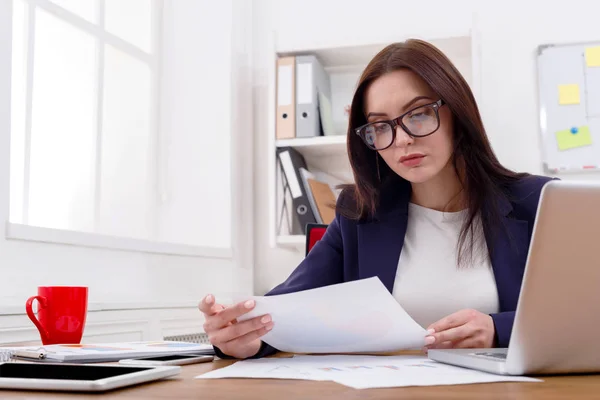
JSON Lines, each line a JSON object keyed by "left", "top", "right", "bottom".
{"left": 199, "top": 39, "right": 554, "bottom": 359}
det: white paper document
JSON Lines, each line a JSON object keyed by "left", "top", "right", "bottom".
{"left": 197, "top": 357, "right": 329, "bottom": 381}
{"left": 197, "top": 355, "right": 541, "bottom": 389}
{"left": 235, "top": 277, "right": 427, "bottom": 353}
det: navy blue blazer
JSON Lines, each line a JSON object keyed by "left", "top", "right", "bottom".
{"left": 215, "top": 174, "right": 555, "bottom": 359}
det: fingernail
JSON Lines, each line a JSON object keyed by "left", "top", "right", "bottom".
{"left": 424, "top": 336, "right": 436, "bottom": 346}
{"left": 422, "top": 347, "right": 429, "bottom": 354}
{"left": 427, "top": 328, "right": 435, "bottom": 335}
{"left": 261, "top": 315, "right": 271, "bottom": 324}
{"left": 244, "top": 300, "right": 255, "bottom": 309}
{"left": 205, "top": 294, "right": 213, "bottom": 304}
{"left": 266, "top": 323, "right": 274, "bottom": 331}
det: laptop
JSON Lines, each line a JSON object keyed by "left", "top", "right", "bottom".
{"left": 428, "top": 180, "right": 600, "bottom": 375}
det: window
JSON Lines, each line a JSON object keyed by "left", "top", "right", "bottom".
{"left": 10, "top": 0, "right": 159, "bottom": 241}
{"left": 9, "top": 0, "right": 233, "bottom": 256}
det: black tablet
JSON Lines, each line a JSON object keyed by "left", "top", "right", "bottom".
{"left": 0, "top": 362, "right": 180, "bottom": 392}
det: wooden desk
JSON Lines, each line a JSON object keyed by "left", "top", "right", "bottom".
{"left": 2, "top": 355, "right": 600, "bottom": 399}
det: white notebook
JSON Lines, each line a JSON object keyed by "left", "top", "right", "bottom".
{"left": 1, "top": 341, "right": 213, "bottom": 363}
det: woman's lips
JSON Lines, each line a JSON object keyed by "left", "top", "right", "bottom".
{"left": 400, "top": 154, "right": 425, "bottom": 167}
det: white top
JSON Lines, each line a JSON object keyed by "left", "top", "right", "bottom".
{"left": 392, "top": 203, "right": 500, "bottom": 329}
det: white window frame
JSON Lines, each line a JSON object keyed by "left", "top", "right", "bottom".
{"left": 6, "top": 0, "right": 233, "bottom": 259}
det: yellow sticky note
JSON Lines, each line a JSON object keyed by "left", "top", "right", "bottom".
{"left": 585, "top": 46, "right": 600, "bottom": 67}
{"left": 558, "top": 84, "right": 580, "bottom": 105}
{"left": 555, "top": 126, "right": 592, "bottom": 151}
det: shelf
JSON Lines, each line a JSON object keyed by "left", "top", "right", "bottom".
{"left": 277, "top": 36, "right": 471, "bottom": 71}
{"left": 276, "top": 135, "right": 347, "bottom": 158}
{"left": 276, "top": 234, "right": 305, "bottom": 249}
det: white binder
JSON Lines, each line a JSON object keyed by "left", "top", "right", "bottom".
{"left": 295, "top": 55, "right": 331, "bottom": 138}
{"left": 276, "top": 56, "right": 296, "bottom": 139}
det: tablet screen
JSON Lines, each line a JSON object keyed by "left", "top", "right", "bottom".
{"left": 0, "top": 363, "right": 151, "bottom": 381}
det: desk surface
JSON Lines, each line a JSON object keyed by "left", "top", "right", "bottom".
{"left": 2, "top": 355, "right": 600, "bottom": 399}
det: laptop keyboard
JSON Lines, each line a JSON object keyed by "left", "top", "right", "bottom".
{"left": 473, "top": 352, "right": 507, "bottom": 360}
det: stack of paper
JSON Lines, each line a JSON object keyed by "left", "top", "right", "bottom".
{"left": 2, "top": 341, "right": 213, "bottom": 363}
{"left": 236, "top": 277, "right": 428, "bottom": 353}
{"left": 197, "top": 355, "right": 542, "bottom": 389}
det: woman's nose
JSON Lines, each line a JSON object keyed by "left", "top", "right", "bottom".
{"left": 394, "top": 125, "right": 414, "bottom": 148}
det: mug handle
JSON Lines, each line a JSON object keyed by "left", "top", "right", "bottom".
{"left": 26, "top": 295, "right": 50, "bottom": 344}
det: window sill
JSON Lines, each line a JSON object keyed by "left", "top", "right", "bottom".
{"left": 0, "top": 301, "right": 201, "bottom": 316}
{"left": 5, "top": 223, "right": 233, "bottom": 259}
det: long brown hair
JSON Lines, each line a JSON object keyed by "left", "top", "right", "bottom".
{"left": 339, "top": 39, "right": 528, "bottom": 266}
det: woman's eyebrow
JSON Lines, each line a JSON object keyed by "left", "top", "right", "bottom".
{"left": 404, "top": 95, "right": 433, "bottom": 110}
{"left": 366, "top": 96, "right": 434, "bottom": 120}
{"left": 366, "top": 112, "right": 387, "bottom": 120}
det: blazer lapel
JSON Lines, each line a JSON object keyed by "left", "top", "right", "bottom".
{"left": 487, "top": 197, "right": 530, "bottom": 311}
{"left": 357, "top": 211, "right": 408, "bottom": 294}
{"left": 357, "top": 176, "right": 411, "bottom": 294}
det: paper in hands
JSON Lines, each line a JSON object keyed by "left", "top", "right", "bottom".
{"left": 236, "top": 277, "right": 427, "bottom": 353}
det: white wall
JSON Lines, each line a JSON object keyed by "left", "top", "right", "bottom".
{"left": 157, "top": 0, "right": 232, "bottom": 249}
{"left": 252, "top": 0, "right": 600, "bottom": 294}
{"left": 0, "top": 0, "right": 254, "bottom": 339}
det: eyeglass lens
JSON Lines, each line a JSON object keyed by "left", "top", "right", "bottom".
{"left": 362, "top": 104, "right": 439, "bottom": 150}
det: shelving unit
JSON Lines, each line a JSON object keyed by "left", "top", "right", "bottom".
{"left": 267, "top": 33, "right": 480, "bottom": 249}
{"left": 275, "top": 135, "right": 346, "bottom": 158}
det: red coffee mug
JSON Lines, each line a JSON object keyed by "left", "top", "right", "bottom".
{"left": 26, "top": 286, "right": 88, "bottom": 345}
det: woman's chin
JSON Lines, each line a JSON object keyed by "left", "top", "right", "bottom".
{"left": 396, "top": 167, "right": 436, "bottom": 184}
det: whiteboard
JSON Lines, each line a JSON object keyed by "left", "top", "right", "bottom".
{"left": 537, "top": 41, "right": 600, "bottom": 172}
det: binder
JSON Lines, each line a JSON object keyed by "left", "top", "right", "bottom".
{"left": 276, "top": 147, "right": 317, "bottom": 234}
{"left": 276, "top": 160, "right": 299, "bottom": 235}
{"left": 276, "top": 56, "right": 296, "bottom": 139}
{"left": 306, "top": 178, "right": 336, "bottom": 224}
{"left": 299, "top": 168, "right": 322, "bottom": 224}
{"left": 295, "top": 55, "right": 331, "bottom": 138}
{"left": 299, "top": 168, "right": 336, "bottom": 225}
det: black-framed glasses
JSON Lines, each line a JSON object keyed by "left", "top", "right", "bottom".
{"left": 355, "top": 99, "right": 445, "bottom": 151}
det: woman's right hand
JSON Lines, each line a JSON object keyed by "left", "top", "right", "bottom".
{"left": 199, "top": 294, "right": 274, "bottom": 359}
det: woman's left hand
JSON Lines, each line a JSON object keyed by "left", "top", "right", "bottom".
{"left": 424, "top": 309, "right": 496, "bottom": 350}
